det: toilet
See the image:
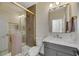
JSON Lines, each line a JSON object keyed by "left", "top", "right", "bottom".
{"left": 28, "top": 37, "right": 43, "bottom": 56}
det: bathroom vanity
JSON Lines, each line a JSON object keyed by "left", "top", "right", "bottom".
{"left": 43, "top": 34, "right": 79, "bottom": 56}
{"left": 44, "top": 42, "right": 77, "bottom": 56}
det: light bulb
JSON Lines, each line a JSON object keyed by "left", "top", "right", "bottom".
{"left": 56, "top": 2, "right": 59, "bottom": 5}
{"left": 49, "top": 3, "right": 53, "bottom": 8}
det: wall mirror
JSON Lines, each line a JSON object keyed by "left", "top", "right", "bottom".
{"left": 49, "top": 3, "right": 77, "bottom": 33}
{"left": 49, "top": 5, "right": 67, "bottom": 33}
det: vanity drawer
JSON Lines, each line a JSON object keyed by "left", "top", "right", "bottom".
{"left": 44, "top": 42, "right": 77, "bottom": 55}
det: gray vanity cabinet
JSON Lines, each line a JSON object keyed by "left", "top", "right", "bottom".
{"left": 44, "top": 42, "right": 77, "bottom": 56}
{"left": 45, "top": 48, "right": 56, "bottom": 56}
{"left": 57, "top": 52, "right": 70, "bottom": 56}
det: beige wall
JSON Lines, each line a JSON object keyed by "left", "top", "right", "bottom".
{"left": 36, "top": 2, "right": 50, "bottom": 39}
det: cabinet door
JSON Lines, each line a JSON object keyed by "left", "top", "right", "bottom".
{"left": 44, "top": 48, "right": 56, "bottom": 56}
{"left": 57, "top": 52, "right": 72, "bottom": 56}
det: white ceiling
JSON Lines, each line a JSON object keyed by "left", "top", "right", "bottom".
{"left": 18, "top": 2, "right": 37, "bottom": 8}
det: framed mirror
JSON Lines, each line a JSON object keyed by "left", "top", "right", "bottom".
{"left": 49, "top": 5, "right": 67, "bottom": 33}
{"left": 48, "top": 3, "right": 77, "bottom": 33}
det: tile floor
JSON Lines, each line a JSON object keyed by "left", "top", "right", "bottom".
{"left": 4, "top": 43, "right": 31, "bottom": 56}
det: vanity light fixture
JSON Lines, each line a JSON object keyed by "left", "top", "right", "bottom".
{"left": 49, "top": 2, "right": 60, "bottom": 10}
{"left": 49, "top": 2, "right": 69, "bottom": 10}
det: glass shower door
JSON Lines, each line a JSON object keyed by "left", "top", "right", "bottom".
{"left": 0, "top": 17, "right": 9, "bottom": 56}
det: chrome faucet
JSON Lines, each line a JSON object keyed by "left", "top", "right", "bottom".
{"left": 56, "top": 34, "right": 59, "bottom": 38}
{"left": 56, "top": 34, "right": 62, "bottom": 39}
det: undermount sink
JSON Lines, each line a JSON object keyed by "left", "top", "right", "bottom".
{"left": 52, "top": 34, "right": 62, "bottom": 39}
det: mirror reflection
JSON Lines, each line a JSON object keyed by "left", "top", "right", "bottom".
{"left": 49, "top": 3, "right": 77, "bottom": 33}
{"left": 0, "top": 2, "right": 26, "bottom": 56}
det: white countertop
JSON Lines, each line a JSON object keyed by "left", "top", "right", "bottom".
{"left": 43, "top": 35, "right": 79, "bottom": 49}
